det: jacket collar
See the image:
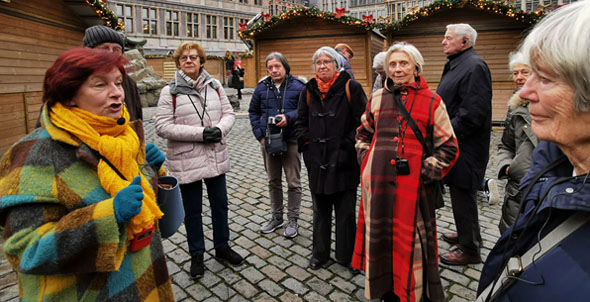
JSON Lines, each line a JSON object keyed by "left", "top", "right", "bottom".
{"left": 447, "top": 47, "right": 475, "bottom": 70}
{"left": 383, "top": 74, "right": 428, "bottom": 93}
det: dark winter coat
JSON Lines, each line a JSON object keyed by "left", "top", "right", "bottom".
{"left": 478, "top": 141, "right": 590, "bottom": 301}
{"left": 295, "top": 71, "right": 367, "bottom": 195}
{"left": 496, "top": 93, "right": 538, "bottom": 233}
{"left": 248, "top": 74, "right": 305, "bottom": 142}
{"left": 436, "top": 47, "right": 492, "bottom": 190}
{"left": 231, "top": 67, "right": 244, "bottom": 89}
{"left": 123, "top": 75, "right": 143, "bottom": 121}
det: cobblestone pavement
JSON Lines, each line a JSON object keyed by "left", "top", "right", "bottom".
{"left": 0, "top": 88, "right": 507, "bottom": 302}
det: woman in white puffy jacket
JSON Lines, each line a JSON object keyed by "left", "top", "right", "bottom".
{"left": 155, "top": 42, "right": 243, "bottom": 280}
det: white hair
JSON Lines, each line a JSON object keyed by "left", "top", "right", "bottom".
{"left": 372, "top": 51, "right": 387, "bottom": 69}
{"left": 385, "top": 42, "right": 425, "bottom": 75}
{"left": 508, "top": 51, "right": 528, "bottom": 71}
{"left": 446, "top": 23, "right": 477, "bottom": 46}
{"left": 312, "top": 46, "right": 341, "bottom": 70}
{"left": 519, "top": 1, "right": 590, "bottom": 112}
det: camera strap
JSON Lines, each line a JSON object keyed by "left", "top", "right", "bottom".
{"left": 393, "top": 88, "right": 435, "bottom": 155}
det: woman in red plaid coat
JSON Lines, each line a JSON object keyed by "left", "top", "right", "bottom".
{"left": 352, "top": 42, "right": 459, "bottom": 302}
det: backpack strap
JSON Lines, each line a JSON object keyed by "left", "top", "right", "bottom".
{"left": 345, "top": 79, "right": 351, "bottom": 104}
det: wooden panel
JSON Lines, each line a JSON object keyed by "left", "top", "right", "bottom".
{"left": 241, "top": 56, "right": 255, "bottom": 88}
{"left": 0, "top": 0, "right": 87, "bottom": 153}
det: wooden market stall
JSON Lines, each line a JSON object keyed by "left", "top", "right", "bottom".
{"left": 0, "top": 0, "right": 114, "bottom": 154}
{"left": 381, "top": 1, "right": 542, "bottom": 122}
{"left": 240, "top": 8, "right": 386, "bottom": 96}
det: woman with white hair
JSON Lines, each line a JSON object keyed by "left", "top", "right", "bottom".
{"left": 372, "top": 51, "right": 387, "bottom": 92}
{"left": 494, "top": 51, "right": 536, "bottom": 234}
{"left": 295, "top": 46, "right": 367, "bottom": 271}
{"left": 352, "top": 42, "right": 458, "bottom": 302}
{"left": 478, "top": 2, "right": 590, "bottom": 301}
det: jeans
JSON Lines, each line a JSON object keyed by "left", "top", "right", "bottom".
{"left": 261, "top": 141, "right": 302, "bottom": 221}
{"left": 180, "top": 174, "right": 230, "bottom": 257}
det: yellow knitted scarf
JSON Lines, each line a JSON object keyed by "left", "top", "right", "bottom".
{"left": 49, "top": 103, "right": 163, "bottom": 240}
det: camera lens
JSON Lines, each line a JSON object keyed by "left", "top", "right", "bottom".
{"left": 275, "top": 116, "right": 282, "bottom": 123}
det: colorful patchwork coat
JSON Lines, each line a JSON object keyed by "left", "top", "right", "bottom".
{"left": 0, "top": 112, "right": 173, "bottom": 301}
{"left": 352, "top": 76, "right": 459, "bottom": 301}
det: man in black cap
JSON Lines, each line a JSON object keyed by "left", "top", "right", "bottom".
{"left": 83, "top": 25, "right": 143, "bottom": 121}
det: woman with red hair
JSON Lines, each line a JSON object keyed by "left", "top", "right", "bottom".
{"left": 0, "top": 48, "right": 174, "bottom": 301}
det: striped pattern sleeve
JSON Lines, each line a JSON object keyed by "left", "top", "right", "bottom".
{"left": 421, "top": 99, "right": 459, "bottom": 181}
{"left": 355, "top": 95, "right": 376, "bottom": 165}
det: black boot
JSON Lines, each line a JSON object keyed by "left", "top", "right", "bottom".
{"left": 190, "top": 253, "right": 204, "bottom": 279}
{"left": 215, "top": 245, "right": 243, "bottom": 266}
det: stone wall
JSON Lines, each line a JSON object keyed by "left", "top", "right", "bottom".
{"left": 124, "top": 50, "right": 168, "bottom": 107}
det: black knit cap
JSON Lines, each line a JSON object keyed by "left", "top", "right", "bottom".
{"left": 83, "top": 25, "right": 125, "bottom": 49}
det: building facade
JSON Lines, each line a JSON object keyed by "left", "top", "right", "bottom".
{"left": 349, "top": 0, "right": 386, "bottom": 21}
{"left": 108, "top": 0, "right": 267, "bottom": 56}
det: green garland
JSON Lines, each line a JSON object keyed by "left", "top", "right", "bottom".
{"left": 85, "top": 0, "right": 124, "bottom": 30}
{"left": 377, "top": 0, "right": 545, "bottom": 32}
{"left": 239, "top": 0, "right": 544, "bottom": 38}
{"left": 239, "top": 6, "right": 376, "bottom": 38}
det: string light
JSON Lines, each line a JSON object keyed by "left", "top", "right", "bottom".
{"left": 85, "top": 0, "right": 124, "bottom": 30}
{"left": 238, "top": 0, "right": 545, "bottom": 39}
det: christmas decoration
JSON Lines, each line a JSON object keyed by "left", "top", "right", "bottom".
{"left": 238, "top": 0, "right": 545, "bottom": 39}
{"left": 85, "top": 0, "right": 124, "bottom": 30}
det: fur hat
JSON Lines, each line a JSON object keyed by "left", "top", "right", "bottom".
{"left": 334, "top": 43, "right": 354, "bottom": 58}
{"left": 83, "top": 25, "right": 125, "bottom": 49}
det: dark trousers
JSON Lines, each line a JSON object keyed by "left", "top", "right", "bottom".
{"left": 311, "top": 188, "right": 357, "bottom": 264}
{"left": 237, "top": 88, "right": 242, "bottom": 99}
{"left": 449, "top": 185, "right": 482, "bottom": 255}
{"left": 180, "top": 174, "right": 229, "bottom": 257}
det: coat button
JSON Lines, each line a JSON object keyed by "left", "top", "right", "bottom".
{"left": 390, "top": 159, "right": 396, "bottom": 166}
{"left": 524, "top": 125, "right": 528, "bottom": 129}
{"left": 566, "top": 187, "right": 574, "bottom": 193}
{"left": 393, "top": 137, "right": 399, "bottom": 142}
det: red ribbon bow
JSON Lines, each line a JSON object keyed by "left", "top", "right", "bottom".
{"left": 362, "top": 14, "right": 374, "bottom": 23}
{"left": 335, "top": 7, "right": 346, "bottom": 18}
{"left": 261, "top": 13, "right": 270, "bottom": 21}
{"left": 239, "top": 22, "right": 248, "bottom": 30}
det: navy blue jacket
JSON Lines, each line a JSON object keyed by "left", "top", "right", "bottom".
{"left": 248, "top": 74, "right": 305, "bottom": 141}
{"left": 437, "top": 47, "right": 492, "bottom": 190}
{"left": 477, "top": 141, "right": 590, "bottom": 301}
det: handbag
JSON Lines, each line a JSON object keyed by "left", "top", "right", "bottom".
{"left": 393, "top": 89, "right": 445, "bottom": 209}
{"left": 227, "top": 74, "right": 235, "bottom": 88}
{"left": 157, "top": 176, "right": 185, "bottom": 238}
{"left": 265, "top": 130, "right": 288, "bottom": 156}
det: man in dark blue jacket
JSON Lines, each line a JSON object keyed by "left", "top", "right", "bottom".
{"left": 436, "top": 23, "right": 493, "bottom": 265}
{"left": 249, "top": 52, "right": 306, "bottom": 238}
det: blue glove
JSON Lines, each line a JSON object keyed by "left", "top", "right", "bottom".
{"left": 145, "top": 143, "right": 165, "bottom": 171}
{"left": 113, "top": 176, "right": 144, "bottom": 224}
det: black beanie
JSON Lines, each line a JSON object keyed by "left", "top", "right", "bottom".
{"left": 83, "top": 25, "right": 125, "bottom": 49}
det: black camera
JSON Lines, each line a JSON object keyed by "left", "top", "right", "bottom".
{"left": 268, "top": 116, "right": 283, "bottom": 125}
{"left": 396, "top": 156, "right": 410, "bottom": 175}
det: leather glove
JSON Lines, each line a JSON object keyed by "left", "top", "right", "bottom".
{"left": 113, "top": 176, "right": 144, "bottom": 224}
{"left": 203, "top": 127, "right": 222, "bottom": 143}
{"left": 145, "top": 143, "right": 165, "bottom": 171}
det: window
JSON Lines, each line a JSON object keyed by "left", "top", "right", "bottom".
{"left": 239, "top": 0, "right": 249, "bottom": 3}
{"left": 187, "top": 12, "right": 200, "bottom": 37}
{"left": 166, "top": 10, "right": 179, "bottom": 36}
{"left": 142, "top": 7, "right": 158, "bottom": 35}
{"left": 116, "top": 4, "right": 134, "bottom": 33}
{"left": 254, "top": 0, "right": 262, "bottom": 5}
{"left": 206, "top": 15, "right": 218, "bottom": 39}
{"left": 223, "top": 17, "right": 234, "bottom": 40}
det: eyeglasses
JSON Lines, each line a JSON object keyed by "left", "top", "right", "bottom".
{"left": 179, "top": 55, "right": 199, "bottom": 62}
{"left": 314, "top": 60, "right": 333, "bottom": 66}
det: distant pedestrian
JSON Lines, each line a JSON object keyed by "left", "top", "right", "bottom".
{"left": 334, "top": 43, "right": 355, "bottom": 80}
{"left": 155, "top": 42, "right": 243, "bottom": 280}
{"left": 233, "top": 57, "right": 245, "bottom": 100}
{"left": 295, "top": 46, "right": 367, "bottom": 271}
{"left": 437, "top": 23, "right": 492, "bottom": 266}
{"left": 249, "top": 52, "right": 305, "bottom": 238}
